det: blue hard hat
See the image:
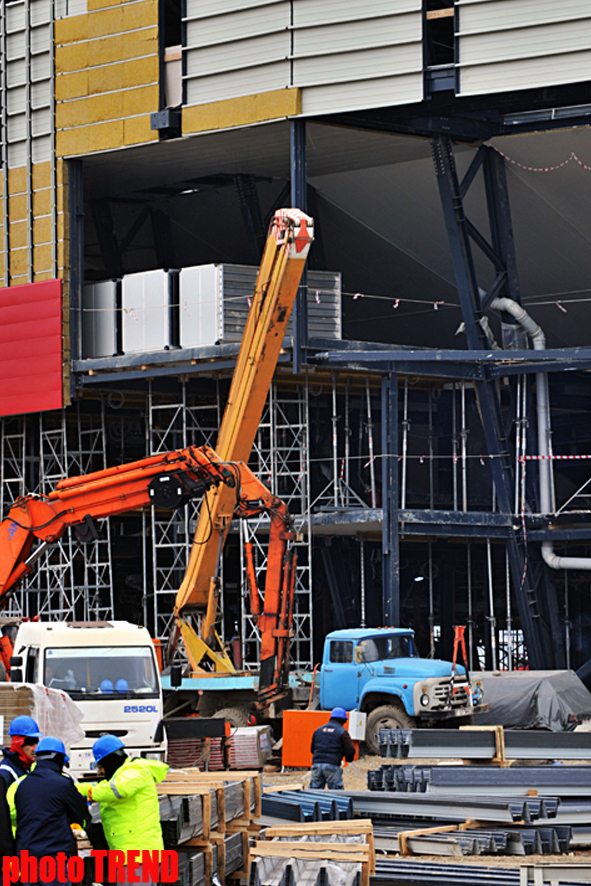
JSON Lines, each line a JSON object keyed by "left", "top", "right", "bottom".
{"left": 115, "top": 679, "right": 129, "bottom": 693}
{"left": 8, "top": 715, "right": 42, "bottom": 738}
{"left": 92, "top": 734, "right": 125, "bottom": 768}
{"left": 330, "top": 707, "right": 348, "bottom": 721}
{"left": 36, "top": 736, "right": 69, "bottom": 763}
{"left": 100, "top": 679, "right": 114, "bottom": 693}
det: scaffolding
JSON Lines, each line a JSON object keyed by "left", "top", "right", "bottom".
{"left": 242, "top": 381, "right": 313, "bottom": 670}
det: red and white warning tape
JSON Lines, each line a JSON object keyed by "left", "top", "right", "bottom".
{"left": 493, "top": 147, "right": 591, "bottom": 173}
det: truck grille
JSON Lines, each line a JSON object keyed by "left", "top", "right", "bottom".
{"left": 432, "top": 680, "right": 470, "bottom": 709}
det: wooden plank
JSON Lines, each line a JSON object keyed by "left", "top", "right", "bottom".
{"left": 241, "top": 780, "right": 252, "bottom": 824}
{"left": 253, "top": 774, "right": 262, "bottom": 817}
{"left": 426, "top": 8, "right": 454, "bottom": 19}
{"left": 158, "top": 783, "right": 212, "bottom": 795}
{"left": 216, "top": 786, "right": 226, "bottom": 834}
{"left": 203, "top": 791, "right": 211, "bottom": 842}
{"left": 398, "top": 824, "right": 458, "bottom": 856}
{"left": 263, "top": 784, "right": 304, "bottom": 794}
{"left": 265, "top": 821, "right": 373, "bottom": 837}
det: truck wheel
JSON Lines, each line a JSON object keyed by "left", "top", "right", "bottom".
{"left": 213, "top": 706, "right": 250, "bottom": 729}
{"left": 365, "top": 705, "right": 414, "bottom": 755}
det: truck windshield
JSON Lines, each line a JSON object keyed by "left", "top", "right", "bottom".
{"left": 43, "top": 646, "right": 158, "bottom": 699}
{"left": 356, "top": 634, "right": 416, "bottom": 663}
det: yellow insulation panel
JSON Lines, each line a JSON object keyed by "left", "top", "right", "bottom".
{"left": 8, "top": 221, "right": 28, "bottom": 250}
{"left": 56, "top": 28, "right": 157, "bottom": 73}
{"left": 33, "top": 216, "right": 53, "bottom": 244}
{"left": 55, "top": 0, "right": 160, "bottom": 156}
{"left": 88, "top": 0, "right": 138, "bottom": 11}
{"left": 7, "top": 168, "right": 27, "bottom": 194}
{"left": 32, "top": 190, "right": 51, "bottom": 217}
{"left": 183, "top": 88, "right": 302, "bottom": 135}
{"left": 55, "top": 0, "right": 157, "bottom": 44}
{"left": 32, "top": 163, "right": 52, "bottom": 190}
{"left": 33, "top": 244, "right": 53, "bottom": 271}
{"left": 57, "top": 84, "right": 157, "bottom": 129}
{"left": 10, "top": 249, "right": 29, "bottom": 278}
{"left": 8, "top": 195, "right": 27, "bottom": 222}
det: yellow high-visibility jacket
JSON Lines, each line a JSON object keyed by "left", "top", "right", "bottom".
{"left": 78, "top": 757, "right": 168, "bottom": 852}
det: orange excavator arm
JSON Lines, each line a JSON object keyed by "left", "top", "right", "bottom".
{"left": 0, "top": 445, "right": 295, "bottom": 704}
{"left": 0, "top": 445, "right": 235, "bottom": 600}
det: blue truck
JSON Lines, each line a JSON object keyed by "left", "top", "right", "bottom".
{"left": 319, "top": 627, "right": 486, "bottom": 753}
{"left": 163, "top": 625, "right": 486, "bottom": 754}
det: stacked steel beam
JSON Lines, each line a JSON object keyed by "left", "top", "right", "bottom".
{"left": 377, "top": 728, "right": 591, "bottom": 761}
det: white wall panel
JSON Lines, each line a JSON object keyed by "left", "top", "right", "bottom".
{"left": 293, "top": 0, "right": 416, "bottom": 26}
{"left": 185, "top": 2, "right": 289, "bottom": 47}
{"left": 31, "top": 134, "right": 51, "bottom": 163}
{"left": 183, "top": 0, "right": 423, "bottom": 114}
{"left": 457, "top": 0, "right": 591, "bottom": 95}
{"left": 293, "top": 0, "right": 422, "bottom": 113}
{"left": 301, "top": 72, "right": 424, "bottom": 115}
{"left": 185, "top": 62, "right": 290, "bottom": 106}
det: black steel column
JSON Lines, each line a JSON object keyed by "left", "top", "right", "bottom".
{"left": 290, "top": 118, "right": 307, "bottom": 374}
{"left": 432, "top": 135, "right": 547, "bottom": 669}
{"left": 68, "top": 159, "right": 84, "bottom": 399}
{"left": 381, "top": 370, "right": 400, "bottom": 625}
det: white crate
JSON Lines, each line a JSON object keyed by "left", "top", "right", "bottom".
{"left": 122, "top": 270, "right": 171, "bottom": 354}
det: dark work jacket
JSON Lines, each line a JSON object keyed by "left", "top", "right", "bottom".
{"left": 0, "top": 749, "right": 28, "bottom": 786}
{"left": 14, "top": 757, "right": 88, "bottom": 857}
{"left": 0, "top": 777, "right": 14, "bottom": 855}
{"left": 310, "top": 718, "right": 356, "bottom": 767}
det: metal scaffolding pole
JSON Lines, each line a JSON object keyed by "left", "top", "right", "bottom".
{"left": 382, "top": 371, "right": 399, "bottom": 625}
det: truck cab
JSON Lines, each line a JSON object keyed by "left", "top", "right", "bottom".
{"left": 11, "top": 620, "right": 166, "bottom": 776}
{"left": 320, "top": 628, "right": 482, "bottom": 753}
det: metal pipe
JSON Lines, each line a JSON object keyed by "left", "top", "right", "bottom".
{"left": 360, "top": 535, "right": 366, "bottom": 628}
{"left": 490, "top": 297, "right": 591, "bottom": 571}
{"left": 486, "top": 539, "right": 497, "bottom": 670}
{"left": 366, "top": 377, "right": 377, "bottom": 508}
{"left": 461, "top": 382, "right": 468, "bottom": 512}
{"left": 401, "top": 378, "right": 409, "bottom": 511}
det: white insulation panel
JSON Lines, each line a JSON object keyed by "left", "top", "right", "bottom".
{"left": 457, "top": 0, "right": 591, "bottom": 95}
{"left": 183, "top": 0, "right": 423, "bottom": 114}
{"left": 122, "top": 270, "right": 171, "bottom": 354}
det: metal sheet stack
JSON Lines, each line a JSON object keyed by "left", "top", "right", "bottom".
{"left": 249, "top": 820, "right": 374, "bottom": 886}
{"left": 228, "top": 726, "right": 273, "bottom": 769}
{"left": 167, "top": 737, "right": 225, "bottom": 771}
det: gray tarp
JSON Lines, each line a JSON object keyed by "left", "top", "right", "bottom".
{"left": 473, "top": 670, "right": 591, "bottom": 731}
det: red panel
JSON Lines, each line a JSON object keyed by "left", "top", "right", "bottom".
{"left": 0, "top": 280, "right": 63, "bottom": 417}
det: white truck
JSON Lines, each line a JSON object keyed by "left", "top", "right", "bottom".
{"left": 9, "top": 620, "right": 166, "bottom": 776}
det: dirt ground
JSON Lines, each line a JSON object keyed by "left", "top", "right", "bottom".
{"left": 261, "top": 756, "right": 591, "bottom": 868}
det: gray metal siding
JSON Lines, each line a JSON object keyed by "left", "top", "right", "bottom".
{"left": 457, "top": 0, "right": 591, "bottom": 95}
{"left": 184, "top": 0, "right": 290, "bottom": 106}
{"left": 183, "top": 0, "right": 423, "bottom": 114}
{"left": 1, "top": 0, "right": 53, "bottom": 167}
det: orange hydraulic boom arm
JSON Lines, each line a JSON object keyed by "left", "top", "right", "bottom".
{"left": 0, "top": 446, "right": 296, "bottom": 703}
{"left": 174, "top": 207, "right": 313, "bottom": 676}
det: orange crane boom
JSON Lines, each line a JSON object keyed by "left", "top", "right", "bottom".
{"left": 174, "top": 209, "right": 313, "bottom": 675}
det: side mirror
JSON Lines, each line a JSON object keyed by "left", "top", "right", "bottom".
{"left": 9, "top": 656, "right": 23, "bottom": 667}
{"left": 170, "top": 664, "right": 182, "bottom": 688}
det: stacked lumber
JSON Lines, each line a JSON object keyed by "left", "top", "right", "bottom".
{"left": 249, "top": 820, "right": 375, "bottom": 886}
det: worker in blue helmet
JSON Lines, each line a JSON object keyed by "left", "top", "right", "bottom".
{"left": 309, "top": 707, "right": 355, "bottom": 790}
{"left": 8, "top": 736, "right": 88, "bottom": 884}
{"left": 77, "top": 735, "right": 168, "bottom": 885}
{"left": 0, "top": 715, "right": 43, "bottom": 787}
